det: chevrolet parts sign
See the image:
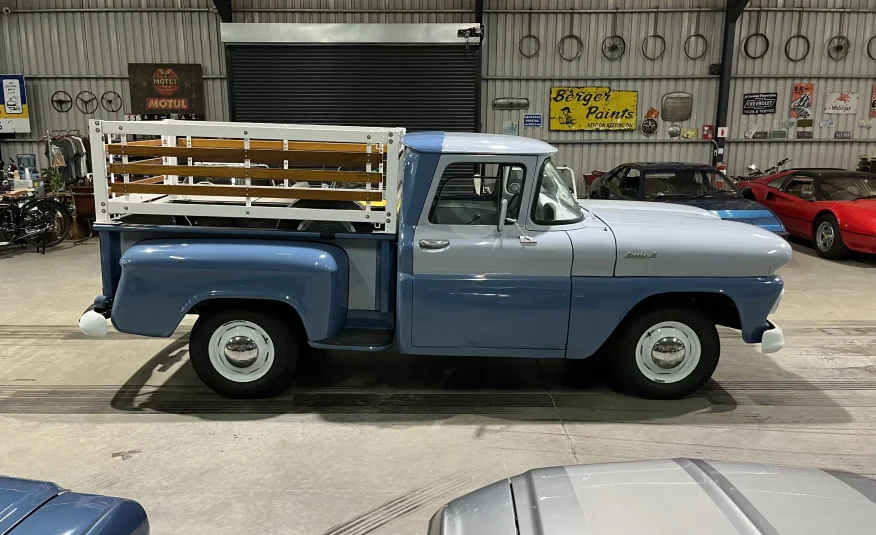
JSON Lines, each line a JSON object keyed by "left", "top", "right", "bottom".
{"left": 549, "top": 87, "right": 637, "bottom": 131}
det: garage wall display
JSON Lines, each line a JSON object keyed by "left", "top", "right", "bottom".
{"left": 790, "top": 83, "right": 814, "bottom": 119}
{"left": 549, "top": 87, "right": 637, "bottom": 131}
{"left": 128, "top": 63, "right": 205, "bottom": 118}
{"left": 742, "top": 92, "right": 777, "bottom": 115}
{"left": 640, "top": 118, "right": 657, "bottom": 136}
{"left": 823, "top": 92, "right": 858, "bottom": 115}
{"left": 1, "top": 74, "right": 30, "bottom": 133}
{"left": 661, "top": 92, "right": 693, "bottom": 122}
{"left": 523, "top": 114, "right": 542, "bottom": 127}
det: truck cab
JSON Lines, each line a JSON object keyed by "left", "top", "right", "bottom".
{"left": 80, "top": 121, "right": 790, "bottom": 400}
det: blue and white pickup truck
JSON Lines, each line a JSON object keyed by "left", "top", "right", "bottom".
{"left": 79, "top": 120, "right": 790, "bottom": 399}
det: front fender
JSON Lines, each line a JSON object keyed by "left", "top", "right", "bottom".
{"left": 111, "top": 239, "right": 348, "bottom": 340}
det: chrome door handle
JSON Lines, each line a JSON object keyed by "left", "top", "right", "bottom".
{"left": 419, "top": 239, "right": 450, "bottom": 250}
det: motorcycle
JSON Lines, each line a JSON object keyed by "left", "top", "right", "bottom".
{"left": 0, "top": 162, "right": 72, "bottom": 252}
{"left": 731, "top": 157, "right": 791, "bottom": 182}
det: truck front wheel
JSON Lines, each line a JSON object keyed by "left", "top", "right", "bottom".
{"left": 190, "top": 308, "right": 298, "bottom": 398}
{"left": 612, "top": 307, "right": 719, "bottom": 399}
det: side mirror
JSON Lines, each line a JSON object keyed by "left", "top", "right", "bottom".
{"left": 747, "top": 164, "right": 758, "bottom": 171}
{"left": 740, "top": 187, "right": 757, "bottom": 201}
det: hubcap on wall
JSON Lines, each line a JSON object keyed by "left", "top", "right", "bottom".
{"left": 817, "top": 222, "right": 834, "bottom": 251}
{"left": 635, "top": 322, "right": 701, "bottom": 384}
{"left": 208, "top": 320, "right": 275, "bottom": 383}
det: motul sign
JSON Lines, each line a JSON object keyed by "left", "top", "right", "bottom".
{"left": 128, "top": 63, "right": 204, "bottom": 115}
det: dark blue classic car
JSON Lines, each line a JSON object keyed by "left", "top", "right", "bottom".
{"left": 0, "top": 476, "right": 148, "bottom": 534}
{"left": 586, "top": 162, "right": 786, "bottom": 234}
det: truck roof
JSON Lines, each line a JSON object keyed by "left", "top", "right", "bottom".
{"left": 402, "top": 132, "right": 558, "bottom": 156}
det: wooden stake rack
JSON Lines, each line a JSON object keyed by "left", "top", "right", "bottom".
{"left": 89, "top": 120, "right": 404, "bottom": 234}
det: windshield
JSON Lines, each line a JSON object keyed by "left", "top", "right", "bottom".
{"left": 643, "top": 168, "right": 739, "bottom": 198}
{"left": 533, "top": 159, "right": 584, "bottom": 224}
{"left": 819, "top": 176, "right": 876, "bottom": 200}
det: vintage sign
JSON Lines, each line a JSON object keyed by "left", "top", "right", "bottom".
{"left": 834, "top": 131, "right": 852, "bottom": 139}
{"left": 523, "top": 113, "right": 542, "bottom": 127}
{"left": 502, "top": 120, "right": 519, "bottom": 135}
{"left": 820, "top": 119, "right": 836, "bottom": 128}
{"left": 870, "top": 85, "right": 876, "bottom": 118}
{"left": 781, "top": 120, "right": 796, "bottom": 128}
{"left": 645, "top": 107, "right": 659, "bottom": 119}
{"left": 549, "top": 87, "right": 637, "bottom": 131}
{"left": 859, "top": 120, "right": 872, "bottom": 129}
{"left": 796, "top": 131, "right": 813, "bottom": 139}
{"left": 641, "top": 118, "right": 658, "bottom": 136}
{"left": 752, "top": 131, "right": 769, "bottom": 139}
{"left": 702, "top": 125, "right": 714, "bottom": 139}
{"left": 681, "top": 128, "right": 697, "bottom": 139}
{"left": 790, "top": 83, "right": 814, "bottom": 119}
{"left": 128, "top": 63, "right": 205, "bottom": 117}
{"left": 742, "top": 92, "right": 778, "bottom": 115}
{"left": 824, "top": 92, "right": 858, "bottom": 115}
{"left": 797, "top": 119, "right": 813, "bottom": 128}
{"left": 717, "top": 126, "right": 728, "bottom": 138}
{"left": 744, "top": 124, "right": 759, "bottom": 139}
{"left": 770, "top": 130, "right": 787, "bottom": 139}
{"left": 0, "top": 74, "right": 30, "bottom": 133}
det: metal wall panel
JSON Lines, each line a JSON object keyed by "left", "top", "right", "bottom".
{"left": 231, "top": 0, "right": 475, "bottom": 23}
{"left": 0, "top": 0, "right": 226, "bottom": 166}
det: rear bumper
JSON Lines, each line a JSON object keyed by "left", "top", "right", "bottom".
{"left": 840, "top": 230, "right": 876, "bottom": 254}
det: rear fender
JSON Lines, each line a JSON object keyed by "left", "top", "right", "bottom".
{"left": 111, "top": 239, "right": 348, "bottom": 340}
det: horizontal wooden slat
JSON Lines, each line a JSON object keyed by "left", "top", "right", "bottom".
{"left": 175, "top": 138, "right": 385, "bottom": 153}
{"left": 109, "top": 182, "right": 383, "bottom": 202}
{"left": 137, "top": 157, "right": 164, "bottom": 165}
{"left": 125, "top": 139, "right": 163, "bottom": 146}
{"left": 129, "top": 176, "right": 166, "bottom": 185}
{"left": 107, "top": 164, "right": 381, "bottom": 183}
{"left": 106, "top": 144, "right": 383, "bottom": 166}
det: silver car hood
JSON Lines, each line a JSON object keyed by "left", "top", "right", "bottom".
{"left": 433, "top": 459, "right": 876, "bottom": 535}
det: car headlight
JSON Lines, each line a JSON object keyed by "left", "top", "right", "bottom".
{"left": 770, "top": 289, "right": 784, "bottom": 314}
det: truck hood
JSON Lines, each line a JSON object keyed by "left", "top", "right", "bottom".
{"left": 579, "top": 200, "right": 791, "bottom": 277}
{"left": 0, "top": 476, "right": 148, "bottom": 535}
{"left": 579, "top": 199, "right": 721, "bottom": 222}
{"left": 432, "top": 459, "right": 876, "bottom": 535}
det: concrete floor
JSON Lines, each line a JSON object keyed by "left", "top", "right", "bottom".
{"left": 1, "top": 238, "right": 875, "bottom": 534}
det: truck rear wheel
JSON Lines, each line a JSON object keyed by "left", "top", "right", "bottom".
{"left": 612, "top": 307, "right": 719, "bottom": 399}
{"left": 190, "top": 308, "right": 298, "bottom": 398}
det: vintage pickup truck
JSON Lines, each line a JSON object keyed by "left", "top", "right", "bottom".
{"left": 79, "top": 120, "right": 790, "bottom": 399}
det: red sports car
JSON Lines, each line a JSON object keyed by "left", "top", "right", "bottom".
{"left": 737, "top": 169, "right": 876, "bottom": 259}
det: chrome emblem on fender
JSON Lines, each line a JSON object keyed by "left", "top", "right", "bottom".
{"left": 625, "top": 251, "right": 658, "bottom": 259}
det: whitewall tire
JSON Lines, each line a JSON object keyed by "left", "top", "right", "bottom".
{"left": 613, "top": 308, "right": 719, "bottom": 399}
{"left": 190, "top": 308, "right": 298, "bottom": 398}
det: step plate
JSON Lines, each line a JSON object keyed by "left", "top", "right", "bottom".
{"left": 315, "top": 328, "right": 394, "bottom": 349}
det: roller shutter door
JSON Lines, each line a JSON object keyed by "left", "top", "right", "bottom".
{"left": 227, "top": 44, "right": 478, "bottom": 133}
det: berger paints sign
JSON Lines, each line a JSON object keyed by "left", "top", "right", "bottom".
{"left": 550, "top": 87, "right": 637, "bottom": 131}
{"left": 128, "top": 63, "right": 205, "bottom": 115}
{"left": 0, "top": 75, "right": 30, "bottom": 133}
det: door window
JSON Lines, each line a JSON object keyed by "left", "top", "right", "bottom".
{"left": 428, "top": 162, "right": 525, "bottom": 225}
{"left": 766, "top": 176, "right": 786, "bottom": 189}
{"left": 783, "top": 177, "right": 814, "bottom": 199}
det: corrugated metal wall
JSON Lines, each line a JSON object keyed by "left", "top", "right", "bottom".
{"left": 3, "top": 0, "right": 875, "bottom": 176}
{"left": 0, "top": 0, "right": 227, "bottom": 166}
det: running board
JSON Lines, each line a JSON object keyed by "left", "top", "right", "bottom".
{"left": 309, "top": 328, "right": 394, "bottom": 351}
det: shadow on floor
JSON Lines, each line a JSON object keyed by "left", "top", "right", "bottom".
{"left": 25, "top": 334, "right": 842, "bottom": 427}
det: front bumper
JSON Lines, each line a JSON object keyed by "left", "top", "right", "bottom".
{"left": 761, "top": 321, "right": 784, "bottom": 353}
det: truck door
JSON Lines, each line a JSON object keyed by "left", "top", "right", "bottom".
{"left": 411, "top": 156, "right": 573, "bottom": 351}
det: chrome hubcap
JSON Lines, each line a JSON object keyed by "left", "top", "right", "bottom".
{"left": 207, "top": 320, "right": 275, "bottom": 383}
{"left": 223, "top": 336, "right": 259, "bottom": 368}
{"left": 817, "top": 222, "right": 834, "bottom": 251}
{"left": 651, "top": 337, "right": 687, "bottom": 369}
{"left": 635, "top": 322, "right": 702, "bottom": 384}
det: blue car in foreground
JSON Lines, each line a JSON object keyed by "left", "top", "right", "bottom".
{"left": 0, "top": 476, "right": 148, "bottom": 534}
{"left": 586, "top": 162, "right": 786, "bottom": 234}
